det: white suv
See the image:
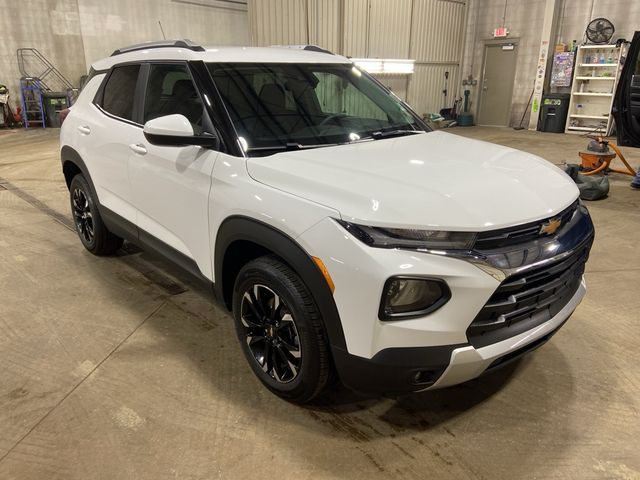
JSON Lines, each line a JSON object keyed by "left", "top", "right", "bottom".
{"left": 61, "top": 40, "right": 594, "bottom": 403}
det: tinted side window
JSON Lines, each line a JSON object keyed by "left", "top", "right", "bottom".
{"left": 102, "top": 64, "right": 140, "bottom": 121}
{"left": 143, "top": 64, "right": 204, "bottom": 133}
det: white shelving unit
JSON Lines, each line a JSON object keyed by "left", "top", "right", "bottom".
{"left": 565, "top": 44, "right": 626, "bottom": 135}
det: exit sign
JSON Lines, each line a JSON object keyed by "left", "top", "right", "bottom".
{"left": 493, "top": 27, "right": 509, "bottom": 38}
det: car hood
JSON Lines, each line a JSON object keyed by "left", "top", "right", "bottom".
{"left": 246, "top": 131, "right": 579, "bottom": 231}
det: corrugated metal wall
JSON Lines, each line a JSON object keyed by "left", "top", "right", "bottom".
{"left": 308, "top": 0, "right": 342, "bottom": 53}
{"left": 367, "top": 0, "right": 413, "bottom": 58}
{"left": 410, "top": 0, "right": 466, "bottom": 62}
{"left": 247, "top": 0, "right": 467, "bottom": 115}
{"left": 342, "top": 0, "right": 369, "bottom": 56}
{"left": 249, "top": 0, "right": 308, "bottom": 45}
{"left": 408, "top": 0, "right": 466, "bottom": 114}
{"left": 409, "top": 64, "right": 460, "bottom": 114}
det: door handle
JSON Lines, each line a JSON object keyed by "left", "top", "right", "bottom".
{"left": 77, "top": 125, "right": 91, "bottom": 135}
{"left": 129, "top": 143, "right": 147, "bottom": 155}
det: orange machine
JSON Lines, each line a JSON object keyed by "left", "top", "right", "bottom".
{"left": 579, "top": 136, "right": 636, "bottom": 176}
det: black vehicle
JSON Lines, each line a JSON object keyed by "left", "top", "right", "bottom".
{"left": 613, "top": 31, "right": 640, "bottom": 147}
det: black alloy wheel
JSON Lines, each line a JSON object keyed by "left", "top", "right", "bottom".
{"left": 240, "top": 284, "right": 302, "bottom": 383}
{"left": 72, "top": 187, "right": 94, "bottom": 245}
{"left": 68, "top": 174, "right": 123, "bottom": 255}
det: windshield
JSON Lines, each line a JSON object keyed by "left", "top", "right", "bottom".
{"left": 207, "top": 62, "right": 425, "bottom": 155}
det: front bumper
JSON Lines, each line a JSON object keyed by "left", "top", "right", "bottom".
{"left": 331, "top": 279, "right": 584, "bottom": 395}
{"left": 431, "top": 277, "right": 585, "bottom": 389}
{"left": 295, "top": 204, "right": 593, "bottom": 394}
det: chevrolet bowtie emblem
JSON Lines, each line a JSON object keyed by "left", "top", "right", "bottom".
{"left": 540, "top": 218, "right": 562, "bottom": 235}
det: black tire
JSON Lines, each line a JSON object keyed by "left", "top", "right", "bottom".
{"left": 69, "top": 174, "right": 123, "bottom": 255}
{"left": 232, "top": 255, "right": 331, "bottom": 403}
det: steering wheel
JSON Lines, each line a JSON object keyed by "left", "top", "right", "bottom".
{"left": 318, "top": 113, "right": 348, "bottom": 128}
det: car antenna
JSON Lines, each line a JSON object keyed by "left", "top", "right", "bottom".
{"left": 158, "top": 21, "right": 166, "bottom": 40}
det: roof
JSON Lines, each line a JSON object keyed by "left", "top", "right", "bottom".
{"left": 92, "top": 45, "right": 352, "bottom": 71}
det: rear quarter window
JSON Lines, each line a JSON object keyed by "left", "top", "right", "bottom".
{"left": 100, "top": 64, "right": 140, "bottom": 121}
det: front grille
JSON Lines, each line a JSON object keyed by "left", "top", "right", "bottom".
{"left": 475, "top": 201, "right": 578, "bottom": 250}
{"left": 467, "top": 236, "right": 593, "bottom": 348}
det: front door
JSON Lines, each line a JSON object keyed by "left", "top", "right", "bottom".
{"left": 128, "top": 62, "right": 219, "bottom": 279}
{"left": 478, "top": 43, "right": 518, "bottom": 126}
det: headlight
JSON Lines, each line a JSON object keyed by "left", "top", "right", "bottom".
{"left": 380, "top": 277, "right": 451, "bottom": 320}
{"left": 337, "top": 220, "right": 477, "bottom": 250}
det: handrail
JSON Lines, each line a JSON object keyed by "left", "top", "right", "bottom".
{"left": 16, "top": 48, "right": 76, "bottom": 94}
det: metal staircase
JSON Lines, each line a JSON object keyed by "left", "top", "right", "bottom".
{"left": 17, "top": 48, "right": 76, "bottom": 94}
{"left": 16, "top": 48, "right": 78, "bottom": 128}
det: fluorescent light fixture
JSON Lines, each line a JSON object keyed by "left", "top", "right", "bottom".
{"left": 353, "top": 59, "right": 384, "bottom": 74}
{"left": 352, "top": 58, "right": 415, "bottom": 75}
{"left": 382, "top": 59, "right": 415, "bottom": 74}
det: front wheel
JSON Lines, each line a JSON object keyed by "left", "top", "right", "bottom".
{"left": 232, "top": 255, "right": 331, "bottom": 403}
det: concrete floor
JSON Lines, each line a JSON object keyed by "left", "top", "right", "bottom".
{"left": 0, "top": 126, "right": 639, "bottom": 480}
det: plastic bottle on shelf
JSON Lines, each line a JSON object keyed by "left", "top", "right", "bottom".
{"left": 584, "top": 52, "right": 592, "bottom": 64}
{"left": 599, "top": 52, "right": 606, "bottom": 64}
{"left": 607, "top": 53, "right": 614, "bottom": 63}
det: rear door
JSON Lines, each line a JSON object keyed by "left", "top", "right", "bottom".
{"left": 613, "top": 32, "right": 640, "bottom": 147}
{"left": 127, "top": 62, "right": 219, "bottom": 278}
{"left": 89, "top": 63, "right": 143, "bottom": 226}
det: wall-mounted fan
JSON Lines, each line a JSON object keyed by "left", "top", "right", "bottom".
{"left": 585, "top": 18, "right": 615, "bottom": 44}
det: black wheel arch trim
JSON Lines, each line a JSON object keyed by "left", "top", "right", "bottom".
{"left": 61, "top": 147, "right": 137, "bottom": 248}
{"left": 61, "top": 146, "right": 102, "bottom": 204}
{"left": 61, "top": 146, "right": 138, "bottom": 240}
{"left": 214, "top": 215, "right": 347, "bottom": 351}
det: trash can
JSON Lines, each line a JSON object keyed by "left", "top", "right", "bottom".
{"left": 42, "top": 92, "right": 70, "bottom": 128}
{"left": 539, "top": 93, "right": 570, "bottom": 133}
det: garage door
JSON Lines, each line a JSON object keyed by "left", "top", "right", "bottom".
{"left": 248, "top": 0, "right": 467, "bottom": 117}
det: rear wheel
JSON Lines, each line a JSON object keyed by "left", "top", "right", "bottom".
{"left": 232, "top": 255, "right": 331, "bottom": 403}
{"left": 69, "top": 174, "right": 123, "bottom": 255}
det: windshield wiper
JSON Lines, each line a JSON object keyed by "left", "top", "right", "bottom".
{"left": 244, "top": 131, "right": 422, "bottom": 154}
{"left": 368, "top": 129, "right": 422, "bottom": 140}
{"left": 245, "top": 142, "right": 341, "bottom": 153}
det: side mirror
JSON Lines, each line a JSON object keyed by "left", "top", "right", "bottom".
{"left": 143, "top": 114, "right": 219, "bottom": 148}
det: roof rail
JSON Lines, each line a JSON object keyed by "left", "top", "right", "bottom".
{"left": 110, "top": 39, "right": 205, "bottom": 56}
{"left": 270, "top": 44, "right": 335, "bottom": 55}
{"left": 303, "top": 45, "right": 334, "bottom": 55}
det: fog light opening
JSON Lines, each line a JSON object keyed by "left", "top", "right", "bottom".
{"left": 379, "top": 276, "right": 451, "bottom": 320}
{"left": 411, "top": 369, "right": 440, "bottom": 386}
